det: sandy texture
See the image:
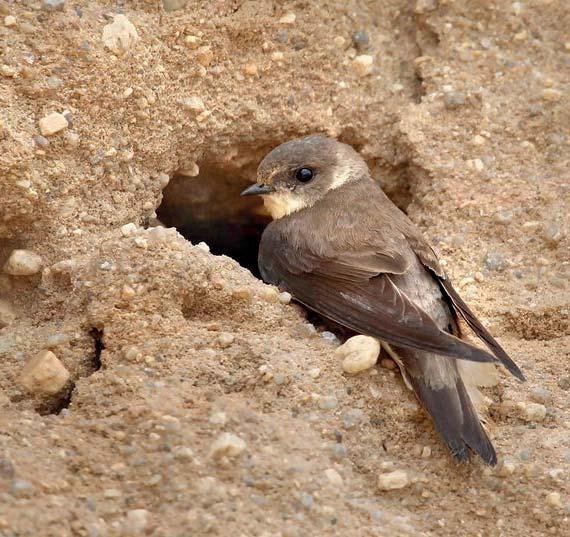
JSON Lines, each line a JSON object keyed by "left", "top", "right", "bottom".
{"left": 0, "top": 1, "right": 569, "bottom": 536}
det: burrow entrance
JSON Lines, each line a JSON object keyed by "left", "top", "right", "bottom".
{"left": 156, "top": 157, "right": 414, "bottom": 278}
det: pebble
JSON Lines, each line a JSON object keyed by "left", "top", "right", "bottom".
{"left": 421, "top": 446, "right": 432, "bottom": 458}
{"left": 279, "top": 12, "right": 296, "bottom": 25}
{"left": 485, "top": 251, "right": 505, "bottom": 271}
{"left": 530, "top": 387, "right": 552, "bottom": 405}
{"left": 541, "top": 89, "right": 562, "bottom": 102}
{"left": 1, "top": 65, "right": 17, "bottom": 78}
{"left": 39, "top": 112, "right": 68, "bottom": 136}
{"left": 195, "top": 46, "right": 213, "bottom": 67}
{"left": 10, "top": 479, "right": 34, "bottom": 498}
{"left": 443, "top": 91, "right": 466, "bottom": 109}
{"left": 217, "top": 333, "right": 235, "bottom": 349}
{"left": 104, "top": 488, "right": 122, "bottom": 498}
{"left": 308, "top": 367, "right": 321, "bottom": 379}
{"left": 278, "top": 292, "right": 291, "bottom": 304}
{"left": 546, "top": 492, "right": 562, "bottom": 508}
{"left": 244, "top": 63, "right": 258, "bottom": 76}
{"left": 3, "top": 249, "right": 42, "bottom": 276}
{"left": 209, "top": 412, "right": 227, "bottom": 426}
{"left": 179, "top": 162, "right": 200, "bottom": 177}
{"left": 557, "top": 376, "right": 570, "bottom": 390}
{"left": 102, "top": 14, "right": 139, "bottom": 52}
{"left": 34, "top": 135, "right": 49, "bottom": 147}
{"left": 179, "top": 96, "right": 206, "bottom": 113}
{"left": 163, "top": 0, "right": 187, "bottom": 11}
{"left": 324, "top": 468, "right": 343, "bottom": 487}
{"left": 377, "top": 470, "right": 410, "bottom": 491}
{"left": 342, "top": 408, "right": 364, "bottom": 429}
{"left": 271, "top": 51, "right": 284, "bottom": 61}
{"left": 518, "top": 402, "right": 547, "bottom": 422}
{"left": 185, "top": 35, "right": 200, "bottom": 48}
{"left": 352, "top": 55, "right": 374, "bottom": 77}
{"left": 318, "top": 395, "right": 338, "bottom": 410}
{"left": 321, "top": 331, "right": 339, "bottom": 344}
{"left": 42, "top": 0, "right": 66, "bottom": 9}
{"left": 472, "top": 134, "right": 486, "bottom": 145}
{"left": 4, "top": 15, "right": 16, "bottom": 27}
{"left": 209, "top": 433, "right": 246, "bottom": 459}
{"left": 335, "top": 335, "right": 380, "bottom": 374}
{"left": 125, "top": 509, "right": 150, "bottom": 534}
{"left": 351, "top": 30, "right": 369, "bottom": 51}
{"left": 121, "top": 222, "right": 138, "bottom": 237}
{"left": 20, "top": 350, "right": 71, "bottom": 395}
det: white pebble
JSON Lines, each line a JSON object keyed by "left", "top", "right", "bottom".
{"left": 179, "top": 96, "right": 206, "bottom": 113}
{"left": 4, "top": 15, "right": 16, "bottom": 27}
{"left": 125, "top": 509, "right": 150, "bottom": 534}
{"left": 39, "top": 112, "right": 68, "bottom": 136}
{"left": 324, "top": 468, "right": 344, "bottom": 487}
{"left": 3, "top": 249, "right": 42, "bottom": 276}
{"left": 121, "top": 222, "right": 138, "bottom": 237}
{"left": 335, "top": 335, "right": 380, "bottom": 374}
{"left": 209, "top": 433, "right": 246, "bottom": 459}
{"left": 520, "top": 402, "right": 547, "bottom": 422}
{"left": 102, "top": 14, "right": 139, "bottom": 52}
{"left": 179, "top": 162, "right": 200, "bottom": 177}
{"left": 20, "top": 350, "right": 70, "bottom": 395}
{"left": 209, "top": 412, "right": 227, "bottom": 426}
{"left": 278, "top": 292, "right": 291, "bottom": 304}
{"left": 352, "top": 55, "right": 374, "bottom": 77}
{"left": 196, "top": 241, "right": 210, "bottom": 252}
{"left": 217, "top": 333, "right": 235, "bottom": 348}
{"left": 546, "top": 492, "right": 562, "bottom": 508}
{"left": 377, "top": 470, "right": 410, "bottom": 491}
{"left": 279, "top": 12, "right": 296, "bottom": 24}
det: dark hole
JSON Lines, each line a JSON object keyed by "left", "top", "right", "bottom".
{"left": 156, "top": 164, "right": 270, "bottom": 278}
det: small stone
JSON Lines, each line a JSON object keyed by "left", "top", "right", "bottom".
{"left": 443, "top": 91, "right": 466, "bottom": 109}
{"left": 342, "top": 408, "right": 364, "bottom": 429}
{"left": 33, "top": 135, "right": 49, "bottom": 147}
{"left": 20, "top": 350, "right": 71, "bottom": 395}
{"left": 545, "top": 492, "right": 562, "bottom": 508}
{"left": 352, "top": 55, "right": 374, "bottom": 77}
{"left": 472, "top": 134, "right": 486, "bottom": 145}
{"left": 497, "top": 460, "right": 516, "bottom": 477}
{"left": 351, "top": 30, "right": 369, "bottom": 51}
{"left": 244, "top": 63, "right": 258, "bottom": 76}
{"left": 335, "top": 335, "right": 380, "bottom": 374}
{"left": 494, "top": 210, "right": 514, "bottom": 225}
{"left": 162, "top": 0, "right": 188, "bottom": 11}
{"left": 4, "top": 15, "right": 16, "bottom": 27}
{"left": 318, "top": 395, "right": 338, "bottom": 410}
{"left": 102, "top": 14, "right": 139, "bottom": 52}
{"left": 557, "top": 376, "right": 570, "bottom": 390}
{"left": 324, "top": 468, "right": 343, "bottom": 487}
{"left": 121, "top": 284, "right": 136, "bottom": 301}
{"left": 259, "top": 287, "right": 279, "bottom": 303}
{"left": 521, "top": 402, "right": 547, "bottom": 422}
{"left": 179, "top": 96, "right": 206, "bottom": 113}
{"left": 104, "top": 488, "right": 122, "bottom": 498}
{"left": 217, "top": 333, "right": 235, "bottom": 349}
{"left": 377, "top": 470, "right": 410, "bottom": 491}
{"left": 308, "top": 367, "right": 321, "bottom": 379}
{"left": 120, "top": 222, "right": 138, "bottom": 237}
{"left": 541, "top": 89, "right": 562, "bottom": 102}
{"left": 209, "top": 412, "right": 227, "bottom": 426}
{"left": 172, "top": 446, "right": 194, "bottom": 461}
{"left": 3, "top": 249, "right": 42, "bottom": 276}
{"left": 125, "top": 509, "right": 150, "bottom": 534}
{"left": 179, "top": 162, "right": 200, "bottom": 177}
{"left": 0, "top": 65, "right": 17, "bottom": 78}
{"left": 271, "top": 51, "right": 284, "bottom": 61}
{"left": 195, "top": 46, "right": 213, "bottom": 67}
{"left": 10, "top": 479, "right": 34, "bottom": 498}
{"left": 421, "top": 446, "right": 432, "bottom": 458}
{"left": 279, "top": 12, "right": 296, "bottom": 25}
{"left": 42, "top": 0, "right": 66, "bottom": 9}
{"left": 185, "top": 35, "right": 200, "bottom": 48}
{"left": 39, "top": 112, "right": 68, "bottom": 136}
{"left": 196, "top": 242, "right": 209, "bottom": 252}
{"left": 485, "top": 251, "right": 505, "bottom": 271}
{"left": 278, "top": 292, "right": 291, "bottom": 304}
{"left": 321, "top": 331, "right": 339, "bottom": 344}
{"left": 530, "top": 387, "right": 552, "bottom": 405}
{"left": 232, "top": 287, "right": 252, "bottom": 300}
{"left": 210, "top": 433, "right": 246, "bottom": 459}
{"left": 333, "top": 36, "right": 346, "bottom": 48}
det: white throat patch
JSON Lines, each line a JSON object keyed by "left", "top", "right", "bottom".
{"left": 262, "top": 192, "right": 309, "bottom": 220}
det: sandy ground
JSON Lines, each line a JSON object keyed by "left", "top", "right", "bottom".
{"left": 0, "top": 1, "right": 569, "bottom": 536}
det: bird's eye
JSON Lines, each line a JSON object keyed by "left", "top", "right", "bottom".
{"left": 295, "top": 167, "right": 314, "bottom": 182}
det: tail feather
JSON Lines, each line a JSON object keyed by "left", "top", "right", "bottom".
{"left": 394, "top": 345, "right": 497, "bottom": 465}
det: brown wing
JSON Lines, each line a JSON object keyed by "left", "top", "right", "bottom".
{"left": 403, "top": 230, "right": 525, "bottom": 380}
{"left": 259, "top": 225, "right": 499, "bottom": 365}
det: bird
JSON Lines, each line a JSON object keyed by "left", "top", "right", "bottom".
{"left": 241, "top": 134, "right": 524, "bottom": 465}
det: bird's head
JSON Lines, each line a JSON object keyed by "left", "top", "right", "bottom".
{"left": 241, "top": 135, "right": 368, "bottom": 219}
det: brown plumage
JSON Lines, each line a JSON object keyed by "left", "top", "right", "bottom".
{"left": 242, "top": 135, "right": 524, "bottom": 464}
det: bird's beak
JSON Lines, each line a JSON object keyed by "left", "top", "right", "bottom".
{"left": 240, "top": 183, "right": 276, "bottom": 196}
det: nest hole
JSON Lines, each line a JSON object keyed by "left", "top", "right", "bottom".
{"left": 156, "top": 163, "right": 270, "bottom": 277}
